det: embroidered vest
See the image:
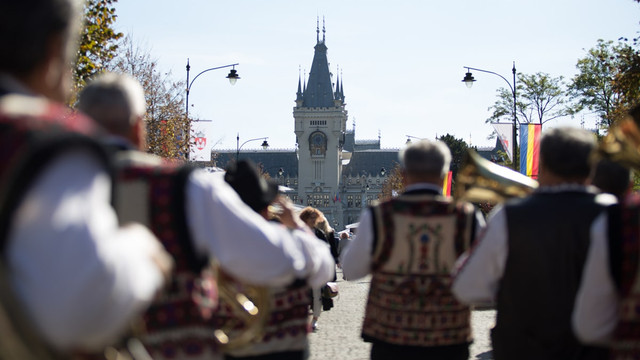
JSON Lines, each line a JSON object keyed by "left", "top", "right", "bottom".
{"left": 362, "top": 193, "right": 475, "bottom": 347}
{"left": 219, "top": 285, "right": 311, "bottom": 357}
{"left": 0, "top": 94, "right": 105, "bottom": 359}
{"left": 612, "top": 193, "right": 640, "bottom": 359}
{"left": 113, "top": 151, "right": 217, "bottom": 359}
{"left": 0, "top": 94, "right": 104, "bottom": 251}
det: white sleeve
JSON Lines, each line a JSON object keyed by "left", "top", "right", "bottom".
{"left": 7, "top": 150, "right": 164, "bottom": 351}
{"left": 341, "top": 208, "right": 374, "bottom": 280}
{"left": 452, "top": 205, "right": 508, "bottom": 304}
{"left": 186, "top": 170, "right": 334, "bottom": 288}
{"left": 572, "top": 212, "right": 619, "bottom": 344}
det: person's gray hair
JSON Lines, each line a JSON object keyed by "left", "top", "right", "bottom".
{"left": 540, "top": 126, "right": 596, "bottom": 179}
{"left": 399, "top": 139, "right": 451, "bottom": 178}
{"left": 77, "top": 73, "right": 146, "bottom": 136}
{"left": 0, "top": 0, "right": 82, "bottom": 76}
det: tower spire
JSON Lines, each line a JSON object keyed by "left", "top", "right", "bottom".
{"left": 316, "top": 16, "right": 320, "bottom": 43}
{"left": 334, "top": 66, "right": 341, "bottom": 100}
{"left": 323, "top": 16, "right": 326, "bottom": 43}
{"left": 296, "top": 65, "right": 303, "bottom": 103}
{"left": 340, "top": 68, "right": 345, "bottom": 101}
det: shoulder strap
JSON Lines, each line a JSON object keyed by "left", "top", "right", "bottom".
{"left": 0, "top": 131, "right": 109, "bottom": 253}
{"left": 171, "top": 165, "right": 209, "bottom": 273}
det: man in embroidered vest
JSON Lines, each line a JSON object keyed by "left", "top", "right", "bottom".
{"left": 77, "top": 73, "right": 335, "bottom": 360}
{"left": 341, "top": 139, "right": 483, "bottom": 360}
{"left": 453, "top": 127, "right": 615, "bottom": 360}
{"left": 0, "top": 0, "right": 174, "bottom": 358}
{"left": 573, "top": 105, "right": 640, "bottom": 359}
{"left": 222, "top": 159, "right": 313, "bottom": 360}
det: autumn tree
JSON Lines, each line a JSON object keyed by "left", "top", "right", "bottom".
{"left": 487, "top": 72, "right": 574, "bottom": 125}
{"left": 378, "top": 164, "right": 404, "bottom": 201}
{"left": 108, "top": 35, "right": 188, "bottom": 159}
{"left": 73, "top": 0, "right": 123, "bottom": 99}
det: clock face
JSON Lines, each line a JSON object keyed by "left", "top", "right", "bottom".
{"left": 309, "top": 131, "right": 327, "bottom": 156}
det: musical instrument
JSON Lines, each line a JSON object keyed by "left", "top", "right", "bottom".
{"left": 212, "top": 264, "right": 271, "bottom": 350}
{"left": 597, "top": 118, "right": 640, "bottom": 170}
{"left": 454, "top": 149, "right": 539, "bottom": 203}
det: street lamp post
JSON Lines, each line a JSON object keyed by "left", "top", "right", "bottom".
{"left": 236, "top": 133, "right": 269, "bottom": 161}
{"left": 462, "top": 62, "right": 518, "bottom": 170}
{"left": 184, "top": 59, "right": 240, "bottom": 162}
{"left": 405, "top": 135, "right": 427, "bottom": 145}
{"left": 185, "top": 59, "right": 240, "bottom": 120}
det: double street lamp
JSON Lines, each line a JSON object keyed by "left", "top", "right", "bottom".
{"left": 236, "top": 133, "right": 269, "bottom": 161}
{"left": 462, "top": 62, "right": 518, "bottom": 170}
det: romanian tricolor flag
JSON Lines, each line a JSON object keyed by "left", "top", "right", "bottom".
{"left": 519, "top": 124, "right": 541, "bottom": 179}
{"left": 442, "top": 171, "right": 453, "bottom": 196}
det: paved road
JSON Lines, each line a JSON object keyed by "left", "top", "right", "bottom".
{"left": 308, "top": 269, "right": 495, "bottom": 360}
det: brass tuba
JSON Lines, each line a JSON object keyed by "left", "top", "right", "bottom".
{"left": 455, "top": 149, "right": 539, "bottom": 203}
{"left": 596, "top": 118, "right": 640, "bottom": 170}
{"left": 211, "top": 263, "right": 271, "bottom": 350}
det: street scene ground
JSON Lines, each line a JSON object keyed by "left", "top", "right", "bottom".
{"left": 308, "top": 268, "right": 495, "bottom": 360}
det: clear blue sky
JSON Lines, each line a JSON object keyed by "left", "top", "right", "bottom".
{"left": 114, "top": 0, "right": 640, "bottom": 151}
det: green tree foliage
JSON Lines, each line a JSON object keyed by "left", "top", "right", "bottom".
{"left": 613, "top": 36, "right": 640, "bottom": 112}
{"left": 438, "top": 133, "right": 469, "bottom": 179}
{"left": 568, "top": 37, "right": 640, "bottom": 128}
{"left": 488, "top": 72, "right": 573, "bottom": 125}
{"left": 108, "top": 36, "right": 188, "bottom": 159}
{"left": 73, "top": 0, "right": 123, "bottom": 97}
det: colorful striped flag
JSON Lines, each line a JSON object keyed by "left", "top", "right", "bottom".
{"left": 442, "top": 171, "right": 453, "bottom": 196}
{"left": 519, "top": 124, "right": 541, "bottom": 179}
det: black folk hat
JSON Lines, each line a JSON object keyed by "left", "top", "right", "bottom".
{"left": 224, "top": 159, "right": 279, "bottom": 212}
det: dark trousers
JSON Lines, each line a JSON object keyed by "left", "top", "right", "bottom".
{"left": 371, "top": 341, "right": 469, "bottom": 360}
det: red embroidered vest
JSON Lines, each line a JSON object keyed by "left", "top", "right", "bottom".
{"left": 0, "top": 94, "right": 105, "bottom": 359}
{"left": 113, "top": 151, "right": 218, "bottom": 359}
{"left": 216, "top": 284, "right": 311, "bottom": 357}
{"left": 613, "top": 193, "right": 640, "bottom": 359}
{"left": 0, "top": 94, "right": 103, "bottom": 251}
{"left": 362, "top": 193, "right": 475, "bottom": 347}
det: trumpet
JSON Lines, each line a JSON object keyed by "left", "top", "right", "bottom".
{"left": 455, "top": 149, "right": 538, "bottom": 203}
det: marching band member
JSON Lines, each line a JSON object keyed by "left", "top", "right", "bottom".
{"left": 77, "top": 73, "right": 334, "bottom": 360}
{"left": 0, "top": 0, "right": 172, "bottom": 356}
{"left": 342, "top": 139, "right": 483, "bottom": 360}
{"left": 454, "top": 127, "right": 615, "bottom": 360}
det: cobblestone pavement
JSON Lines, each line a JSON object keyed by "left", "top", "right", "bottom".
{"left": 308, "top": 269, "right": 496, "bottom": 360}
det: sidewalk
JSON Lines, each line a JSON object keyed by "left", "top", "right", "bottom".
{"left": 308, "top": 268, "right": 495, "bottom": 360}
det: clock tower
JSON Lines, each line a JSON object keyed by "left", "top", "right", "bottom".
{"left": 294, "top": 19, "right": 347, "bottom": 229}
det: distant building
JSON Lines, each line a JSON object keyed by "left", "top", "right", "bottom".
{"left": 207, "top": 22, "right": 503, "bottom": 230}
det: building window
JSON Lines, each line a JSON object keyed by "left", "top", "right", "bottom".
{"left": 314, "top": 161, "right": 322, "bottom": 180}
